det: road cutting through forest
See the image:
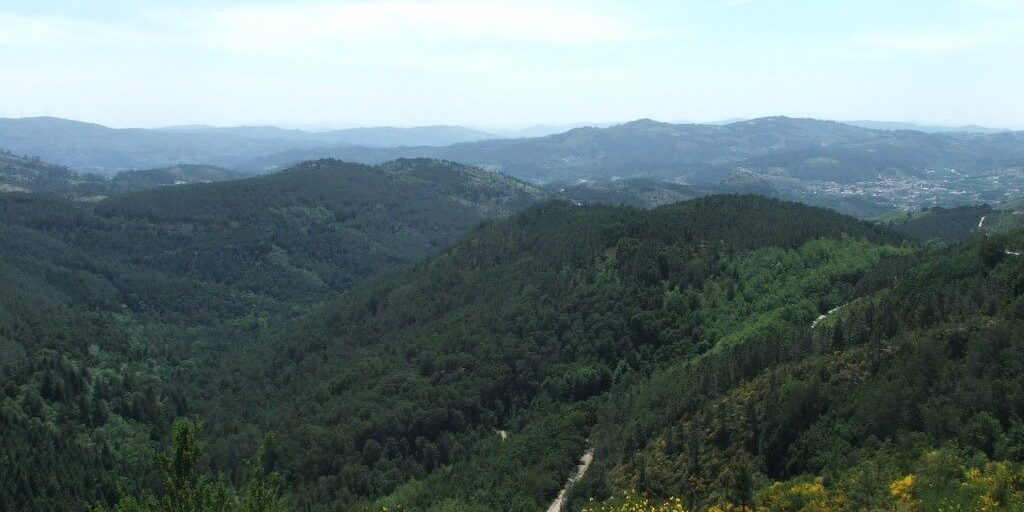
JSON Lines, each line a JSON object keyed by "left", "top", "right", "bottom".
{"left": 546, "top": 448, "right": 594, "bottom": 512}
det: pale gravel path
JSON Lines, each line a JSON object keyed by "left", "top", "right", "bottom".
{"left": 546, "top": 448, "right": 594, "bottom": 512}
{"left": 811, "top": 303, "right": 847, "bottom": 329}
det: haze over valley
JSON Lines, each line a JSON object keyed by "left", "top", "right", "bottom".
{"left": 4, "top": 115, "right": 1024, "bottom": 218}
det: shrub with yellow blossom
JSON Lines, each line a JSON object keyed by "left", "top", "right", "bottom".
{"left": 581, "top": 490, "right": 688, "bottom": 512}
{"left": 962, "top": 461, "right": 1024, "bottom": 512}
{"left": 754, "top": 476, "right": 848, "bottom": 511}
{"left": 889, "top": 474, "right": 919, "bottom": 511}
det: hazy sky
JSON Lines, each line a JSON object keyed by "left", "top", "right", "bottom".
{"left": 2, "top": 0, "right": 1023, "bottom": 129}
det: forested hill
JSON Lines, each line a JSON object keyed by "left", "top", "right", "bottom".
{"left": 884, "top": 200, "right": 1024, "bottom": 244}
{"left": 92, "top": 158, "right": 544, "bottom": 302}
{"left": 204, "top": 196, "right": 1024, "bottom": 512}
{"left": 0, "top": 150, "right": 91, "bottom": 194}
{"left": 0, "top": 157, "right": 544, "bottom": 312}
{"left": 1, "top": 150, "right": 242, "bottom": 197}
{"left": 6, "top": 181, "right": 1024, "bottom": 511}
{"left": 883, "top": 205, "right": 994, "bottom": 243}
{"left": 0, "top": 157, "right": 546, "bottom": 512}
{"left": 578, "top": 228, "right": 1024, "bottom": 512}
{"left": 186, "top": 196, "right": 904, "bottom": 511}
{"left": 100, "top": 158, "right": 541, "bottom": 221}
{"left": 102, "top": 164, "right": 243, "bottom": 191}
{"left": 551, "top": 174, "right": 780, "bottom": 209}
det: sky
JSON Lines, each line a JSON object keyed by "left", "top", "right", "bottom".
{"left": 1, "top": 0, "right": 1023, "bottom": 129}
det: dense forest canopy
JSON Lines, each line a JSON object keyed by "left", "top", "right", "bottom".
{"left": 2, "top": 152, "right": 1024, "bottom": 512}
{"left": 882, "top": 200, "right": 1024, "bottom": 244}
{"left": 0, "top": 157, "right": 543, "bottom": 511}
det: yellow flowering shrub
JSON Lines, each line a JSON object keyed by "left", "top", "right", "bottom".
{"left": 755, "top": 477, "right": 846, "bottom": 512}
{"left": 889, "top": 474, "right": 919, "bottom": 511}
{"left": 889, "top": 474, "right": 916, "bottom": 501}
{"left": 581, "top": 490, "right": 688, "bottom": 512}
{"left": 961, "top": 461, "right": 1024, "bottom": 511}
{"left": 707, "top": 503, "right": 752, "bottom": 512}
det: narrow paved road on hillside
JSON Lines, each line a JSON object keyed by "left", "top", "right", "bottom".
{"left": 546, "top": 448, "right": 594, "bottom": 512}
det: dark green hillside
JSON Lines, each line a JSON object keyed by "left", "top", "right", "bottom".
{"left": 96, "top": 158, "right": 543, "bottom": 301}
{"left": 1, "top": 151, "right": 244, "bottom": 198}
{"left": 550, "top": 174, "right": 777, "bottom": 210}
{"left": 0, "top": 157, "right": 544, "bottom": 315}
{"left": 191, "top": 196, "right": 902, "bottom": 511}
{"left": 882, "top": 199, "right": 1024, "bottom": 244}
{"left": 554, "top": 179, "right": 703, "bottom": 208}
{"left": 105, "top": 164, "right": 242, "bottom": 190}
{"left": 988, "top": 197, "right": 1024, "bottom": 234}
{"left": 0, "top": 231, "right": 186, "bottom": 512}
{"left": 574, "top": 230, "right": 1024, "bottom": 511}
{"left": 0, "top": 158, "right": 544, "bottom": 512}
{"left": 0, "top": 150, "right": 104, "bottom": 194}
{"left": 883, "top": 204, "right": 991, "bottom": 243}
{"left": 9, "top": 168, "right": 1024, "bottom": 512}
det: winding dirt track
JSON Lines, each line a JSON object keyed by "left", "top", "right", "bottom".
{"left": 546, "top": 448, "right": 594, "bottom": 512}
{"left": 811, "top": 303, "right": 847, "bottom": 329}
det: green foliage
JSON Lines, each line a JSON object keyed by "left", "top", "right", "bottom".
{"left": 883, "top": 204, "right": 992, "bottom": 244}
{"left": 99, "top": 419, "right": 287, "bottom": 512}
{"left": 0, "top": 150, "right": 242, "bottom": 198}
{"left": 0, "top": 150, "right": 86, "bottom": 193}
{"left": 551, "top": 175, "right": 779, "bottom": 211}
{"left": 0, "top": 158, "right": 542, "bottom": 511}
{"left": 200, "top": 195, "right": 898, "bottom": 510}
{"left": 580, "top": 230, "right": 1024, "bottom": 510}
{"left": 882, "top": 198, "right": 1024, "bottom": 244}
{"left": 8, "top": 154, "right": 1024, "bottom": 512}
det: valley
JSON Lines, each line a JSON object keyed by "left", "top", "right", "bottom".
{"left": 3, "top": 130, "right": 1024, "bottom": 511}
{"left": 6, "top": 2, "right": 1024, "bottom": 509}
{"left": 6, "top": 152, "right": 1024, "bottom": 510}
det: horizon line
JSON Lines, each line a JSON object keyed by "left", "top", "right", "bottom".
{"left": 0, "top": 114, "right": 1018, "bottom": 133}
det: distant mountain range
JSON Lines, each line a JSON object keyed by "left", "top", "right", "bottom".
{"left": 0, "top": 117, "right": 495, "bottom": 174}
{"left": 843, "top": 120, "right": 1010, "bottom": 134}
{"left": 244, "top": 117, "right": 885, "bottom": 180}
{"left": 156, "top": 123, "right": 495, "bottom": 148}
{"left": 0, "top": 116, "right": 1015, "bottom": 177}
{"left": 246, "top": 117, "right": 1024, "bottom": 190}
{"left": 3, "top": 115, "right": 1023, "bottom": 216}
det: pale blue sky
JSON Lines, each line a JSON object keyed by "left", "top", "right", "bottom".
{"left": 2, "top": 0, "right": 1022, "bottom": 129}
